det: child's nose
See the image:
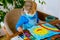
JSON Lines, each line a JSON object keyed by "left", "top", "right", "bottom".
{"left": 26, "top": 7, "right": 31, "bottom": 10}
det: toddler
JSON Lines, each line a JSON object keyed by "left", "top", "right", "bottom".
{"left": 16, "top": 1, "right": 45, "bottom": 33}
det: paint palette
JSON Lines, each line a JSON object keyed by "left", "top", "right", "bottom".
{"left": 28, "top": 23, "right": 60, "bottom": 40}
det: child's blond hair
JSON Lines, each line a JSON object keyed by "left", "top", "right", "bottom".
{"left": 24, "top": 1, "right": 37, "bottom": 14}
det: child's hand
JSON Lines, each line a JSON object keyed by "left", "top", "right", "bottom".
{"left": 39, "top": 20, "right": 46, "bottom": 24}
{"left": 17, "top": 27, "right": 23, "bottom": 33}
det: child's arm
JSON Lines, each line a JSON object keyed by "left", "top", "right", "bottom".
{"left": 16, "top": 16, "right": 26, "bottom": 33}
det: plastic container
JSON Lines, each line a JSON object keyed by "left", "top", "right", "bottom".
{"left": 45, "top": 16, "right": 56, "bottom": 22}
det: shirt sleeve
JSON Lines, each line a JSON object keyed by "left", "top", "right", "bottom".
{"left": 36, "top": 12, "right": 40, "bottom": 23}
{"left": 16, "top": 16, "right": 27, "bottom": 30}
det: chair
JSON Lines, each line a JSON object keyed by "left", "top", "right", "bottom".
{"left": 4, "top": 9, "right": 24, "bottom": 40}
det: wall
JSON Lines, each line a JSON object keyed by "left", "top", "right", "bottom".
{"left": 35, "top": 0, "right": 60, "bottom": 19}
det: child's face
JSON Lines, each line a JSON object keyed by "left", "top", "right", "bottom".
{"left": 24, "top": 1, "right": 37, "bottom": 17}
